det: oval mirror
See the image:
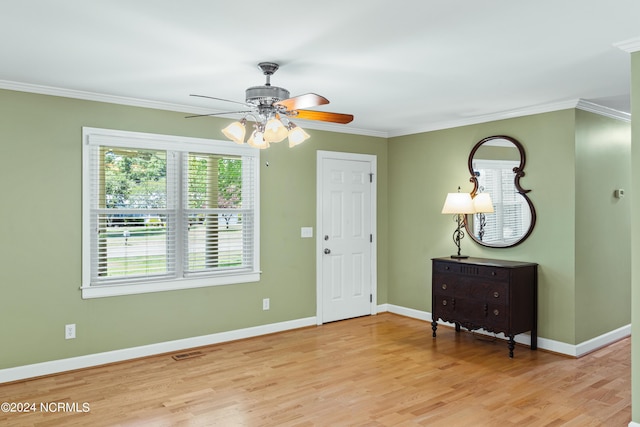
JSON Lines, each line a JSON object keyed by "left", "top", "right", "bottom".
{"left": 465, "top": 135, "right": 536, "bottom": 248}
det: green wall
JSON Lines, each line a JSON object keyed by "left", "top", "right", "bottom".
{"left": 630, "top": 50, "right": 640, "bottom": 424}
{"left": 387, "top": 110, "right": 630, "bottom": 344}
{"left": 0, "top": 88, "right": 388, "bottom": 369}
{"left": 575, "top": 109, "right": 631, "bottom": 343}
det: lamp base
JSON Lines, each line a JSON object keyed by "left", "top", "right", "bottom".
{"left": 450, "top": 254, "right": 469, "bottom": 259}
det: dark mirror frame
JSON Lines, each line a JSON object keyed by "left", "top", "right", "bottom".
{"left": 465, "top": 135, "right": 537, "bottom": 248}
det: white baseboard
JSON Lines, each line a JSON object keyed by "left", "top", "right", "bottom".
{"left": 629, "top": 422, "right": 640, "bottom": 427}
{"left": 379, "top": 303, "right": 431, "bottom": 321}
{"left": 575, "top": 323, "right": 631, "bottom": 356}
{"left": 1, "top": 304, "right": 631, "bottom": 384}
{"left": 384, "top": 304, "right": 630, "bottom": 357}
{"left": 0, "top": 317, "right": 317, "bottom": 384}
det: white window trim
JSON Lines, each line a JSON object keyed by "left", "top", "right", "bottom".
{"left": 81, "top": 127, "right": 261, "bottom": 299}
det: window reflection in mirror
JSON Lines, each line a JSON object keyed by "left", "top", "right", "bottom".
{"left": 466, "top": 135, "right": 536, "bottom": 248}
{"left": 472, "top": 159, "right": 531, "bottom": 245}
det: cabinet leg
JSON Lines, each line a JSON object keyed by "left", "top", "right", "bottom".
{"left": 531, "top": 331, "right": 538, "bottom": 350}
{"left": 455, "top": 322, "right": 461, "bottom": 332}
{"left": 508, "top": 335, "right": 515, "bottom": 358}
{"left": 431, "top": 320, "right": 437, "bottom": 338}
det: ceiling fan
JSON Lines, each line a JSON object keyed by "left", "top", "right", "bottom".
{"left": 187, "top": 62, "right": 354, "bottom": 148}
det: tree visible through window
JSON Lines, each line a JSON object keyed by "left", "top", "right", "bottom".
{"left": 185, "top": 154, "right": 246, "bottom": 273}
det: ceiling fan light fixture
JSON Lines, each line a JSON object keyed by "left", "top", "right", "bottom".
{"left": 192, "top": 62, "right": 352, "bottom": 149}
{"left": 247, "top": 129, "right": 269, "bottom": 149}
{"left": 222, "top": 119, "right": 247, "bottom": 144}
{"left": 263, "top": 117, "right": 288, "bottom": 143}
{"left": 287, "top": 123, "right": 310, "bottom": 147}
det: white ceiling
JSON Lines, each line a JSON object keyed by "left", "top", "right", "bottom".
{"left": 2, "top": 1, "right": 639, "bottom": 137}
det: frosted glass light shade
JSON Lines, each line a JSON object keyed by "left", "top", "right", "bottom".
{"left": 220, "top": 118, "right": 311, "bottom": 149}
{"left": 473, "top": 193, "right": 494, "bottom": 213}
{"left": 263, "top": 118, "right": 288, "bottom": 143}
{"left": 247, "top": 130, "right": 269, "bottom": 149}
{"left": 441, "top": 192, "right": 475, "bottom": 214}
{"left": 222, "top": 121, "right": 246, "bottom": 144}
{"left": 288, "top": 125, "right": 310, "bottom": 147}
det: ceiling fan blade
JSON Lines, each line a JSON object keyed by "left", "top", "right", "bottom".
{"left": 190, "top": 94, "right": 250, "bottom": 107}
{"left": 291, "top": 109, "right": 354, "bottom": 124}
{"left": 275, "top": 93, "right": 329, "bottom": 111}
{"left": 185, "top": 110, "right": 253, "bottom": 119}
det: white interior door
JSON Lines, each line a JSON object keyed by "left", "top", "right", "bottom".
{"left": 317, "top": 151, "right": 376, "bottom": 324}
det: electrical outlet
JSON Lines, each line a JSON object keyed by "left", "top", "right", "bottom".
{"left": 262, "top": 298, "right": 270, "bottom": 311}
{"left": 65, "top": 324, "right": 76, "bottom": 340}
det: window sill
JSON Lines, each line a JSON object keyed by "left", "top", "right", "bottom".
{"left": 81, "top": 272, "right": 261, "bottom": 299}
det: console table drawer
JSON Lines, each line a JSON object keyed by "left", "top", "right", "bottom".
{"left": 433, "top": 276, "right": 508, "bottom": 305}
{"left": 434, "top": 261, "right": 510, "bottom": 282}
{"left": 485, "top": 303, "right": 509, "bottom": 331}
{"left": 432, "top": 274, "right": 459, "bottom": 296}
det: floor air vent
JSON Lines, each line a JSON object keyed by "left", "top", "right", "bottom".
{"left": 171, "top": 350, "right": 204, "bottom": 361}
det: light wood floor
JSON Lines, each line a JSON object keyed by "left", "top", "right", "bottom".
{"left": 0, "top": 313, "right": 630, "bottom": 426}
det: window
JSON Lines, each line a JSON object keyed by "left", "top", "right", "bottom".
{"left": 82, "top": 127, "right": 260, "bottom": 298}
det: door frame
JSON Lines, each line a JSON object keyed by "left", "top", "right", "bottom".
{"left": 316, "top": 150, "right": 377, "bottom": 325}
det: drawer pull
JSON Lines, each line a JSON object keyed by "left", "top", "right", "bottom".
{"left": 491, "top": 271, "right": 497, "bottom": 276}
{"left": 442, "top": 283, "right": 447, "bottom": 290}
{"left": 493, "top": 291, "right": 500, "bottom": 298}
{"left": 442, "top": 300, "right": 447, "bottom": 306}
{"left": 493, "top": 309, "right": 500, "bottom": 316}
{"left": 445, "top": 266, "right": 450, "bottom": 270}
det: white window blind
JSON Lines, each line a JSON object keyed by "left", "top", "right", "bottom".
{"left": 88, "top": 146, "right": 177, "bottom": 284}
{"left": 183, "top": 153, "right": 256, "bottom": 276}
{"left": 473, "top": 159, "right": 530, "bottom": 245}
{"left": 82, "top": 128, "right": 260, "bottom": 298}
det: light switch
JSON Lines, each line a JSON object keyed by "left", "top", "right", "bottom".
{"left": 301, "top": 227, "right": 313, "bottom": 238}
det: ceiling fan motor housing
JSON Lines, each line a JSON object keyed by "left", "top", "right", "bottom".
{"left": 190, "top": 61, "right": 352, "bottom": 124}
{"left": 245, "top": 85, "right": 290, "bottom": 106}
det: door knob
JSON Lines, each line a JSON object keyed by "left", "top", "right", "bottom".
{"left": 324, "top": 248, "right": 331, "bottom": 254}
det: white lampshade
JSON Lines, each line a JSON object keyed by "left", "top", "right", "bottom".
{"left": 441, "top": 192, "right": 475, "bottom": 214}
{"left": 288, "top": 125, "right": 310, "bottom": 147}
{"left": 247, "top": 130, "right": 269, "bottom": 149}
{"left": 221, "top": 120, "right": 246, "bottom": 144}
{"left": 263, "top": 118, "right": 288, "bottom": 143}
{"left": 473, "top": 193, "right": 494, "bottom": 213}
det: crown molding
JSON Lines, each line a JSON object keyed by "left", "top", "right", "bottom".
{"left": 0, "top": 79, "right": 628, "bottom": 140}
{"left": 287, "top": 118, "right": 387, "bottom": 138}
{"left": 614, "top": 36, "right": 640, "bottom": 53}
{"left": 576, "top": 99, "right": 630, "bottom": 122}
{"left": 0, "top": 79, "right": 387, "bottom": 139}
{"left": 389, "top": 99, "right": 631, "bottom": 138}
{"left": 0, "top": 79, "right": 218, "bottom": 115}
{"left": 388, "top": 99, "right": 581, "bottom": 137}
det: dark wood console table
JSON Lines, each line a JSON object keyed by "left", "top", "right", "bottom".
{"left": 431, "top": 257, "right": 538, "bottom": 358}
